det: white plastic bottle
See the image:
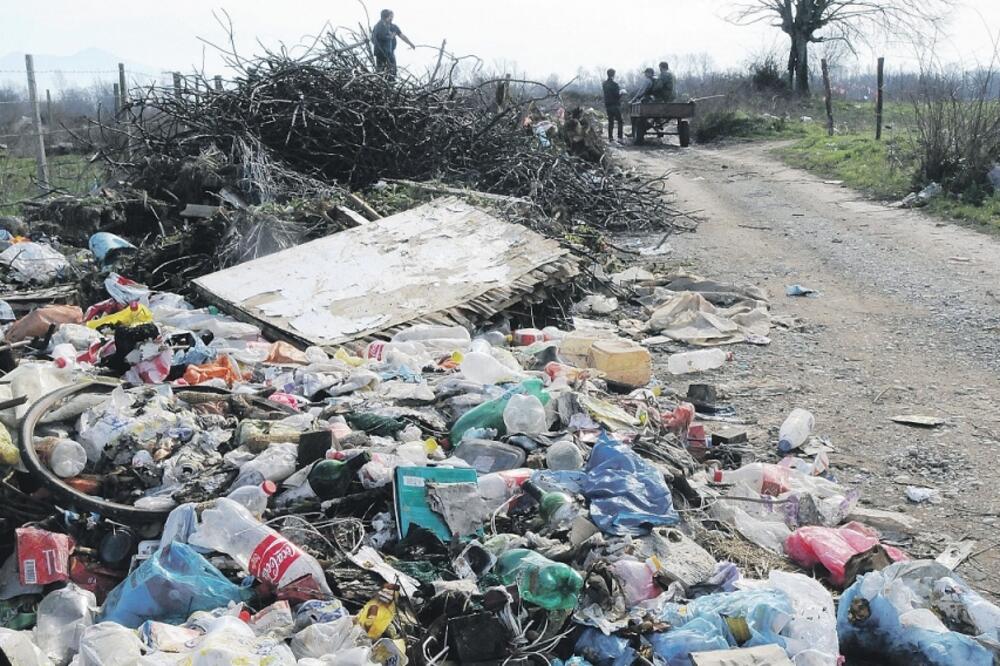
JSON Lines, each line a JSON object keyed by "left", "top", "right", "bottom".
{"left": 666, "top": 348, "right": 728, "bottom": 375}
{"left": 190, "top": 498, "right": 332, "bottom": 595}
{"left": 37, "top": 438, "right": 88, "bottom": 478}
{"left": 226, "top": 480, "right": 277, "bottom": 518}
{"left": 232, "top": 442, "right": 299, "bottom": 488}
{"left": 778, "top": 408, "right": 815, "bottom": 453}
{"left": 461, "top": 352, "right": 522, "bottom": 384}
{"left": 50, "top": 343, "right": 80, "bottom": 369}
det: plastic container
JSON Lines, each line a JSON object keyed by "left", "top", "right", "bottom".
{"left": 232, "top": 442, "right": 299, "bottom": 488}
{"left": 666, "top": 348, "right": 728, "bottom": 375}
{"left": 712, "top": 462, "right": 792, "bottom": 496}
{"left": 357, "top": 584, "right": 398, "bottom": 639}
{"left": 35, "top": 437, "right": 87, "bottom": 478}
{"left": 502, "top": 393, "right": 547, "bottom": 434}
{"left": 511, "top": 328, "right": 547, "bottom": 346}
{"left": 227, "top": 481, "right": 277, "bottom": 518}
{"left": 495, "top": 549, "right": 584, "bottom": 611}
{"left": 779, "top": 408, "right": 815, "bottom": 453}
{"left": 189, "top": 498, "right": 332, "bottom": 596}
{"left": 545, "top": 440, "right": 584, "bottom": 471}
{"left": 453, "top": 439, "right": 526, "bottom": 473}
{"left": 477, "top": 468, "right": 533, "bottom": 510}
{"left": 587, "top": 339, "right": 652, "bottom": 387}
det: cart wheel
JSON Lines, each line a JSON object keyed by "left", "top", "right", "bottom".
{"left": 679, "top": 120, "right": 691, "bottom": 147}
{"left": 633, "top": 117, "right": 646, "bottom": 145}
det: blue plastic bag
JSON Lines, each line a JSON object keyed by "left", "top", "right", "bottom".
{"left": 579, "top": 432, "right": 679, "bottom": 535}
{"left": 648, "top": 617, "right": 730, "bottom": 665}
{"left": 575, "top": 629, "right": 635, "bottom": 666}
{"left": 98, "top": 542, "right": 251, "bottom": 628}
{"left": 838, "top": 561, "right": 994, "bottom": 665}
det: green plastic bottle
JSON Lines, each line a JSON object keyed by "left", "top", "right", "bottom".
{"left": 495, "top": 548, "right": 583, "bottom": 611}
{"left": 521, "top": 480, "right": 578, "bottom": 529}
{"left": 450, "top": 378, "right": 550, "bottom": 445}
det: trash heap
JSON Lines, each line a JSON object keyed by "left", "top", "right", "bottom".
{"left": 0, "top": 254, "right": 997, "bottom": 666}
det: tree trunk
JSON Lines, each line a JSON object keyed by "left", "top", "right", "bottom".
{"left": 794, "top": 37, "right": 810, "bottom": 96}
{"left": 787, "top": 44, "right": 797, "bottom": 90}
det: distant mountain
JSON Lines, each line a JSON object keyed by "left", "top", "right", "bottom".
{"left": 0, "top": 48, "right": 168, "bottom": 91}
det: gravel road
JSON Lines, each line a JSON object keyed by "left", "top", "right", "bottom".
{"left": 625, "top": 141, "right": 1000, "bottom": 595}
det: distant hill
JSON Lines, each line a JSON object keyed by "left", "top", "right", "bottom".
{"left": 0, "top": 48, "right": 168, "bottom": 92}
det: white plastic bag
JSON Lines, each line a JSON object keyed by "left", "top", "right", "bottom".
{"left": 75, "top": 622, "right": 144, "bottom": 666}
{"left": 34, "top": 584, "right": 96, "bottom": 665}
{"left": 290, "top": 616, "right": 370, "bottom": 660}
{"left": 0, "top": 628, "right": 49, "bottom": 666}
{"left": 0, "top": 242, "right": 70, "bottom": 284}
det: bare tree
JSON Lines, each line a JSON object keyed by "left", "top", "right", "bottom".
{"left": 729, "top": 0, "right": 951, "bottom": 96}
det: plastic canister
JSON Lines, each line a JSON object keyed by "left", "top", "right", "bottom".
{"left": 453, "top": 440, "right": 526, "bottom": 474}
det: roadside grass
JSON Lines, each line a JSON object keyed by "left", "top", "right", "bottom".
{"left": 0, "top": 153, "right": 99, "bottom": 216}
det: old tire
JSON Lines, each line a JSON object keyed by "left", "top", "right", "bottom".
{"left": 679, "top": 120, "right": 691, "bottom": 147}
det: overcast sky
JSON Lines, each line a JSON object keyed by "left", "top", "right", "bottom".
{"left": 3, "top": 0, "right": 1000, "bottom": 84}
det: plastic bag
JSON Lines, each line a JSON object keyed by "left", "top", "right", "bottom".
{"left": 76, "top": 622, "right": 144, "bottom": 666}
{"left": 0, "top": 242, "right": 70, "bottom": 284}
{"left": 648, "top": 617, "right": 731, "bottom": 665}
{"left": 580, "top": 431, "right": 679, "bottom": 535}
{"left": 5, "top": 304, "right": 83, "bottom": 343}
{"left": 290, "top": 616, "right": 370, "bottom": 660}
{"left": 784, "top": 522, "right": 907, "bottom": 587}
{"left": 34, "top": 583, "right": 96, "bottom": 665}
{"left": 574, "top": 628, "right": 636, "bottom": 666}
{"left": 144, "top": 615, "right": 296, "bottom": 665}
{"left": 838, "top": 560, "right": 996, "bottom": 665}
{"left": 98, "top": 543, "right": 251, "bottom": 628}
{"left": 450, "top": 378, "right": 550, "bottom": 444}
{"left": 0, "top": 628, "right": 49, "bottom": 666}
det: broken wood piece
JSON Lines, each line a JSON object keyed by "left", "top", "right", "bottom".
{"left": 346, "top": 193, "right": 382, "bottom": 220}
{"left": 333, "top": 206, "right": 369, "bottom": 227}
{"left": 180, "top": 203, "right": 220, "bottom": 218}
{"left": 935, "top": 540, "right": 976, "bottom": 570}
{"left": 891, "top": 414, "right": 945, "bottom": 428}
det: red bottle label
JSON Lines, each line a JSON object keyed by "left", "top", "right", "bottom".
{"left": 248, "top": 534, "right": 302, "bottom": 585}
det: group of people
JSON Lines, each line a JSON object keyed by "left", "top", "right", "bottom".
{"left": 602, "top": 62, "right": 676, "bottom": 142}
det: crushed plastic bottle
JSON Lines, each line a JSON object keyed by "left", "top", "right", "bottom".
{"left": 778, "top": 408, "right": 815, "bottom": 453}
{"left": 495, "top": 548, "right": 584, "bottom": 611}
{"left": 502, "top": 393, "right": 547, "bottom": 434}
{"left": 460, "top": 351, "right": 523, "bottom": 384}
{"left": 34, "top": 583, "right": 96, "bottom": 665}
{"left": 546, "top": 440, "right": 584, "bottom": 470}
{"left": 189, "top": 497, "right": 332, "bottom": 596}
{"left": 666, "top": 348, "right": 728, "bottom": 375}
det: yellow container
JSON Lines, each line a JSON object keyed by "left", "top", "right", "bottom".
{"left": 587, "top": 339, "right": 652, "bottom": 387}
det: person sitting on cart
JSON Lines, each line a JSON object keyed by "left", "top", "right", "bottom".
{"left": 655, "top": 61, "right": 676, "bottom": 102}
{"left": 630, "top": 68, "right": 657, "bottom": 103}
{"left": 602, "top": 69, "right": 625, "bottom": 142}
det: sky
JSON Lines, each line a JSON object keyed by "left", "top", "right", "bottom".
{"left": 2, "top": 0, "right": 1000, "bottom": 87}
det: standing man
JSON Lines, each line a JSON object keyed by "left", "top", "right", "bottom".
{"left": 631, "top": 68, "right": 656, "bottom": 103}
{"left": 656, "top": 61, "right": 676, "bottom": 102}
{"left": 602, "top": 69, "right": 624, "bottom": 142}
{"left": 371, "top": 9, "right": 415, "bottom": 78}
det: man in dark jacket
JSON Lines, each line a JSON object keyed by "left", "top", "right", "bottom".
{"left": 372, "top": 9, "right": 415, "bottom": 77}
{"left": 602, "top": 69, "right": 624, "bottom": 142}
{"left": 655, "top": 61, "right": 676, "bottom": 102}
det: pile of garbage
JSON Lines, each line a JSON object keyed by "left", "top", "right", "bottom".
{"left": 0, "top": 248, "right": 997, "bottom": 666}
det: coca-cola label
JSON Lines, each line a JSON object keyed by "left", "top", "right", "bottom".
{"left": 248, "top": 534, "right": 302, "bottom": 585}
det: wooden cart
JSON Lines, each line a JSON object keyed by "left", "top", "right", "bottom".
{"left": 630, "top": 101, "right": 696, "bottom": 147}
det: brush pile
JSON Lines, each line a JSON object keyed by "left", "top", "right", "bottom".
{"left": 92, "top": 27, "right": 689, "bottom": 235}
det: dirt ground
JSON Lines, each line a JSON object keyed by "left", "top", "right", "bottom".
{"left": 622, "top": 141, "right": 1000, "bottom": 597}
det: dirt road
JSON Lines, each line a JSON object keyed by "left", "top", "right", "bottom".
{"left": 626, "top": 141, "right": 1000, "bottom": 594}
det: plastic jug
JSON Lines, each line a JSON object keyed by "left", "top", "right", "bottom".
{"left": 226, "top": 480, "right": 277, "bottom": 518}
{"left": 502, "top": 393, "right": 547, "bottom": 434}
{"left": 546, "top": 440, "right": 584, "bottom": 471}
{"left": 449, "top": 378, "right": 550, "bottom": 444}
{"left": 453, "top": 439, "right": 526, "bottom": 473}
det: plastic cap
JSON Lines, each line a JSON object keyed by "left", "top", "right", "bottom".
{"left": 713, "top": 469, "right": 723, "bottom": 483}
{"left": 261, "top": 480, "right": 278, "bottom": 496}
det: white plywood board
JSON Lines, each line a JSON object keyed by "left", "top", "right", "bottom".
{"left": 193, "top": 197, "right": 573, "bottom": 346}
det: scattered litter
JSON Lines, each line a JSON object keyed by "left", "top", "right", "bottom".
{"left": 905, "top": 486, "right": 943, "bottom": 504}
{"left": 891, "top": 414, "right": 945, "bottom": 428}
{"left": 785, "top": 284, "right": 818, "bottom": 297}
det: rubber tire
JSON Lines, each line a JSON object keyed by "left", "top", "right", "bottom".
{"left": 679, "top": 120, "right": 691, "bottom": 147}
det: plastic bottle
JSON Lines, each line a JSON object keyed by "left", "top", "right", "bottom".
{"left": 477, "top": 468, "right": 533, "bottom": 510}
{"left": 511, "top": 328, "right": 547, "bottom": 346}
{"left": 450, "top": 379, "right": 550, "bottom": 444}
{"left": 357, "top": 584, "right": 398, "bottom": 639}
{"left": 231, "top": 442, "right": 299, "bottom": 488}
{"left": 227, "top": 480, "right": 277, "bottom": 518}
{"left": 503, "top": 393, "right": 547, "bottom": 434}
{"left": 711, "top": 463, "right": 792, "bottom": 496}
{"left": 778, "top": 408, "right": 815, "bottom": 453}
{"left": 546, "top": 440, "right": 584, "bottom": 471}
{"left": 460, "top": 351, "right": 523, "bottom": 384}
{"left": 495, "top": 549, "right": 584, "bottom": 611}
{"left": 50, "top": 343, "right": 81, "bottom": 369}
{"left": 521, "top": 480, "right": 579, "bottom": 529}
{"left": 391, "top": 325, "right": 470, "bottom": 346}
{"left": 666, "top": 348, "right": 728, "bottom": 375}
{"left": 189, "top": 498, "right": 332, "bottom": 595}
{"left": 275, "top": 453, "right": 369, "bottom": 508}
{"left": 36, "top": 437, "right": 88, "bottom": 478}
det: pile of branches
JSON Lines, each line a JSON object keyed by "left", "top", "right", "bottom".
{"left": 96, "top": 25, "right": 690, "bottom": 234}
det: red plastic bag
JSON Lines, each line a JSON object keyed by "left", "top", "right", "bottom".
{"left": 784, "top": 521, "right": 907, "bottom": 587}
{"left": 16, "top": 527, "right": 75, "bottom": 585}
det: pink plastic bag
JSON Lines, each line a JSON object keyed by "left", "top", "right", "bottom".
{"left": 784, "top": 521, "right": 907, "bottom": 587}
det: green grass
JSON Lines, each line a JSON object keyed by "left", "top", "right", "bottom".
{"left": 0, "top": 153, "right": 99, "bottom": 215}
{"left": 927, "top": 194, "right": 1000, "bottom": 228}
{"left": 776, "top": 125, "right": 914, "bottom": 199}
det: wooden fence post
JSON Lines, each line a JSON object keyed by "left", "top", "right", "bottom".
{"left": 214, "top": 75, "right": 223, "bottom": 92}
{"left": 875, "top": 57, "right": 885, "bottom": 140}
{"left": 113, "top": 83, "right": 121, "bottom": 114}
{"left": 118, "top": 63, "right": 128, "bottom": 111}
{"left": 821, "top": 59, "right": 833, "bottom": 137}
{"left": 45, "top": 89, "right": 53, "bottom": 127}
{"left": 24, "top": 54, "right": 49, "bottom": 191}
